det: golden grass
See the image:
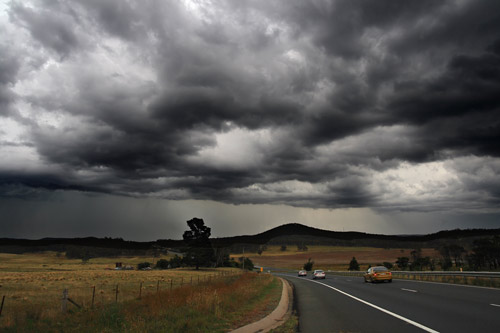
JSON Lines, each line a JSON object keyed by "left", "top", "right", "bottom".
{"left": 1, "top": 271, "right": 281, "bottom": 332}
{"left": 0, "top": 252, "right": 240, "bottom": 328}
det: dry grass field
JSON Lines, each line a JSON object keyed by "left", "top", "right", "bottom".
{"left": 0, "top": 252, "right": 242, "bottom": 329}
{"left": 242, "top": 245, "right": 439, "bottom": 270}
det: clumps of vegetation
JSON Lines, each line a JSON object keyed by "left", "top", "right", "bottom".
{"left": 137, "top": 262, "right": 151, "bottom": 270}
{"left": 382, "top": 262, "right": 393, "bottom": 269}
{"left": 396, "top": 256, "right": 409, "bottom": 269}
{"left": 348, "top": 257, "right": 360, "bottom": 271}
{"left": 297, "top": 243, "right": 308, "bottom": 251}
{"left": 303, "top": 258, "right": 314, "bottom": 271}
{"left": 237, "top": 257, "right": 255, "bottom": 271}
{"left": 280, "top": 245, "right": 287, "bottom": 251}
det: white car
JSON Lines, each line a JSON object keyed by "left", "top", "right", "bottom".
{"left": 312, "top": 269, "right": 326, "bottom": 279}
{"left": 298, "top": 270, "right": 307, "bottom": 277}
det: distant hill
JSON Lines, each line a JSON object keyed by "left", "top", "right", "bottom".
{"left": 210, "top": 223, "right": 500, "bottom": 250}
{"left": 1, "top": 223, "right": 500, "bottom": 254}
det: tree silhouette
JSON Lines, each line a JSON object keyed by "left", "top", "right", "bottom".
{"left": 182, "top": 218, "right": 214, "bottom": 270}
{"left": 349, "top": 257, "right": 360, "bottom": 271}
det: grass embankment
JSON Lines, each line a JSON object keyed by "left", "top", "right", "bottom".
{"left": 1, "top": 271, "right": 282, "bottom": 332}
{"left": 244, "top": 245, "right": 438, "bottom": 270}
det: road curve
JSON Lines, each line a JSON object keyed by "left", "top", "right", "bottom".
{"left": 279, "top": 273, "right": 500, "bottom": 333}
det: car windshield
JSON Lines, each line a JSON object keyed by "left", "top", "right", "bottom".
{"left": 373, "top": 267, "right": 388, "bottom": 272}
{"left": 315, "top": 270, "right": 324, "bottom": 273}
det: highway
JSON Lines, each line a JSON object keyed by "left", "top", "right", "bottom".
{"left": 277, "top": 272, "right": 500, "bottom": 332}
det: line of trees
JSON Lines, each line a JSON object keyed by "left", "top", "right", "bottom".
{"left": 392, "top": 237, "right": 500, "bottom": 271}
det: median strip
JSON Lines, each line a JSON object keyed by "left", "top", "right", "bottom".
{"left": 305, "top": 278, "right": 440, "bottom": 333}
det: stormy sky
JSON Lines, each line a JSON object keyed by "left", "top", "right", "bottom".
{"left": 1, "top": 0, "right": 499, "bottom": 240}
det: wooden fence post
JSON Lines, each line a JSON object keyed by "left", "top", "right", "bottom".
{"left": 139, "top": 282, "right": 143, "bottom": 299}
{"left": 0, "top": 295, "right": 5, "bottom": 317}
{"left": 115, "top": 285, "right": 119, "bottom": 303}
{"left": 91, "top": 286, "right": 96, "bottom": 308}
{"left": 62, "top": 289, "right": 68, "bottom": 312}
{"left": 157, "top": 280, "right": 160, "bottom": 293}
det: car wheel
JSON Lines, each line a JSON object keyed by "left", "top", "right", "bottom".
{"left": 388, "top": 279, "right": 392, "bottom": 283}
{"left": 371, "top": 278, "right": 375, "bottom": 283}
{"left": 364, "top": 277, "right": 368, "bottom": 283}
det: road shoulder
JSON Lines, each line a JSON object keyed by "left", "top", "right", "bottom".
{"left": 231, "top": 277, "right": 293, "bottom": 333}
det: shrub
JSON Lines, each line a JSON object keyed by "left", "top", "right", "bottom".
{"left": 349, "top": 257, "right": 360, "bottom": 271}
{"left": 382, "top": 262, "right": 393, "bottom": 269}
{"left": 396, "top": 257, "right": 409, "bottom": 270}
{"left": 137, "top": 262, "right": 151, "bottom": 270}
{"left": 156, "top": 259, "right": 169, "bottom": 269}
{"left": 303, "top": 258, "right": 314, "bottom": 271}
{"left": 280, "top": 245, "right": 287, "bottom": 251}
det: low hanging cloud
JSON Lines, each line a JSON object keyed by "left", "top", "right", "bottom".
{"left": 1, "top": 0, "right": 500, "bottom": 215}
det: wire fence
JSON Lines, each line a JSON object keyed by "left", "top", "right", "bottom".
{"left": 0, "top": 270, "right": 242, "bottom": 324}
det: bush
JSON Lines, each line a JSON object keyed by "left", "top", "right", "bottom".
{"left": 303, "top": 258, "right": 314, "bottom": 271}
{"left": 137, "top": 262, "right": 151, "bottom": 270}
{"left": 383, "top": 262, "right": 393, "bottom": 269}
{"left": 155, "top": 259, "right": 169, "bottom": 269}
{"left": 243, "top": 257, "right": 254, "bottom": 271}
{"left": 280, "top": 245, "right": 287, "bottom": 251}
{"left": 396, "top": 257, "right": 409, "bottom": 270}
{"left": 349, "top": 257, "right": 360, "bottom": 271}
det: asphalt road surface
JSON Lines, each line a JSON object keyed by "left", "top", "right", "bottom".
{"left": 278, "top": 272, "right": 500, "bottom": 333}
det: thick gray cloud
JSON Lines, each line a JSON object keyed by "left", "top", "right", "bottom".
{"left": 1, "top": 0, "right": 500, "bottom": 238}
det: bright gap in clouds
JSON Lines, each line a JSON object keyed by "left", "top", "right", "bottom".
{"left": 188, "top": 126, "right": 273, "bottom": 169}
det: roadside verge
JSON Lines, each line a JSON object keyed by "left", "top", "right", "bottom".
{"left": 231, "top": 277, "right": 293, "bottom": 333}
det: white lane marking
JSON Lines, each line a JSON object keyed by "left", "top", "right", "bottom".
{"left": 401, "top": 288, "right": 418, "bottom": 293}
{"left": 490, "top": 303, "right": 500, "bottom": 307}
{"left": 306, "top": 278, "right": 440, "bottom": 333}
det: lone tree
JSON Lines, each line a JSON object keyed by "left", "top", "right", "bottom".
{"left": 349, "top": 257, "right": 360, "bottom": 271}
{"left": 182, "top": 218, "right": 214, "bottom": 270}
{"left": 303, "top": 258, "right": 314, "bottom": 271}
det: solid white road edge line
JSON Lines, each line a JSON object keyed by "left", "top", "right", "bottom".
{"left": 401, "top": 288, "right": 418, "bottom": 293}
{"left": 490, "top": 303, "right": 500, "bottom": 307}
{"left": 307, "top": 278, "right": 440, "bottom": 333}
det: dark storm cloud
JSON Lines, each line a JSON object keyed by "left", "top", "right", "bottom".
{"left": 1, "top": 0, "right": 500, "bottom": 213}
{"left": 0, "top": 45, "right": 19, "bottom": 116}
{"left": 9, "top": 1, "right": 82, "bottom": 58}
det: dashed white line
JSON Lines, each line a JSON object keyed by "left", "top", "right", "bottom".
{"left": 490, "top": 303, "right": 500, "bottom": 307}
{"left": 401, "top": 288, "right": 418, "bottom": 293}
{"left": 297, "top": 277, "right": 440, "bottom": 333}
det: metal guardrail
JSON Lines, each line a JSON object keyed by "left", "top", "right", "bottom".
{"left": 325, "top": 270, "right": 500, "bottom": 288}
{"left": 271, "top": 269, "right": 500, "bottom": 287}
{"left": 326, "top": 270, "right": 500, "bottom": 278}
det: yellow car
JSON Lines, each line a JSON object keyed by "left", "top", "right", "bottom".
{"left": 364, "top": 266, "right": 392, "bottom": 283}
